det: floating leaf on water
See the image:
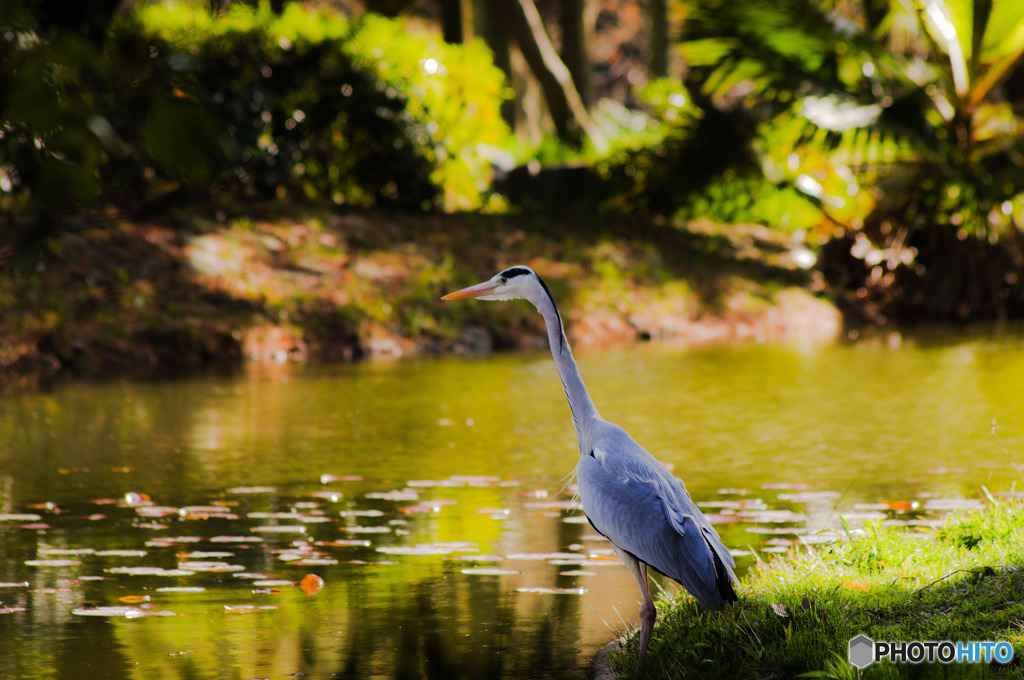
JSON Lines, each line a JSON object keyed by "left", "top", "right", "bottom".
{"left": 699, "top": 499, "right": 768, "bottom": 510}
{"left": 251, "top": 525, "right": 307, "bottom": 534}
{"left": 562, "top": 516, "right": 589, "bottom": 524}
{"left": 460, "top": 567, "right": 520, "bottom": 576}
{"left": 558, "top": 570, "right": 596, "bottom": 576}
{"left": 523, "top": 501, "right": 580, "bottom": 510}
{"left": 311, "top": 492, "right": 343, "bottom": 502}
{"left": 761, "top": 483, "right": 812, "bottom": 491}
{"left": 0, "top": 606, "right": 27, "bottom": 614}
{"left": 136, "top": 506, "right": 179, "bottom": 518}
{"left": 147, "top": 536, "right": 203, "bottom": 546}
{"left": 25, "top": 559, "right": 80, "bottom": 567}
{"left": 177, "top": 561, "right": 246, "bottom": 572}
{"left": 342, "top": 526, "right": 390, "bottom": 534}
{"left": 777, "top": 491, "right": 841, "bottom": 503}
{"left": 376, "top": 545, "right": 454, "bottom": 556}
{"left": 316, "top": 539, "right": 371, "bottom": 548}
{"left": 155, "top": 587, "right": 206, "bottom": 593}
{"left": 476, "top": 508, "right": 510, "bottom": 516}
{"left": 96, "top": 550, "right": 148, "bottom": 558}
{"left": 72, "top": 606, "right": 153, "bottom": 618}
{"left": 232, "top": 573, "right": 271, "bottom": 580}
{"left": 580, "top": 534, "right": 608, "bottom": 542}
{"left": 321, "top": 474, "right": 362, "bottom": 484}
{"left": 716, "top": 488, "right": 752, "bottom": 495}
{"left": 703, "top": 513, "right": 743, "bottom": 525}
{"left": 0, "top": 582, "right": 29, "bottom": 588}
{"left": 210, "top": 536, "right": 264, "bottom": 543}
{"left": 365, "top": 490, "right": 419, "bottom": 501}
{"left": 516, "top": 587, "right": 588, "bottom": 595}
{"left": 297, "top": 558, "right": 338, "bottom": 566}
{"left": 297, "top": 516, "right": 331, "bottom": 524}
{"left": 122, "top": 492, "right": 151, "bottom": 507}
{"left": 248, "top": 512, "right": 301, "bottom": 519}
{"left": 224, "top": 605, "right": 278, "bottom": 613}
{"left": 406, "top": 479, "right": 460, "bottom": 488}
{"left": 442, "top": 554, "right": 504, "bottom": 562}
{"left": 728, "top": 549, "right": 753, "bottom": 557}
{"left": 298, "top": 573, "right": 324, "bottom": 595}
{"left": 450, "top": 475, "right": 501, "bottom": 486}
{"left": 0, "top": 514, "right": 43, "bottom": 522}
{"left": 505, "top": 552, "right": 580, "bottom": 561}
{"left": 252, "top": 580, "right": 294, "bottom": 587}
{"left": 763, "top": 538, "right": 794, "bottom": 547}
{"left": 226, "top": 486, "right": 276, "bottom": 494}
{"left": 181, "top": 551, "right": 234, "bottom": 559}
{"left": 549, "top": 559, "right": 587, "bottom": 566}
{"left": 107, "top": 567, "right": 196, "bottom": 576}
{"left": 339, "top": 510, "right": 385, "bottom": 518}
{"left": 39, "top": 548, "right": 94, "bottom": 556}
{"left": 119, "top": 595, "right": 150, "bottom": 603}
{"left": 736, "top": 510, "right": 806, "bottom": 523}
{"left": 924, "top": 498, "right": 984, "bottom": 511}
{"left": 400, "top": 500, "right": 457, "bottom": 514}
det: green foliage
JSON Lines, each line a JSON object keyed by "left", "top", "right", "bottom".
{"left": 676, "top": 0, "right": 1024, "bottom": 321}
{"left": 610, "top": 497, "right": 1024, "bottom": 680}
{"left": 0, "top": 1, "right": 511, "bottom": 229}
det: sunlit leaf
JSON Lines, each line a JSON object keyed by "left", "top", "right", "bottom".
{"left": 298, "top": 573, "right": 324, "bottom": 595}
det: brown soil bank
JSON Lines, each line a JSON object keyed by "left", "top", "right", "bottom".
{"left": 0, "top": 207, "right": 840, "bottom": 389}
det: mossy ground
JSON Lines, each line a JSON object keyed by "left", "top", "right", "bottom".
{"left": 0, "top": 205, "right": 838, "bottom": 388}
{"left": 606, "top": 493, "right": 1024, "bottom": 679}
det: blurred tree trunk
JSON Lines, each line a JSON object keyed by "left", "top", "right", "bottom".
{"left": 560, "top": 0, "right": 594, "bottom": 109}
{"left": 501, "top": 0, "right": 606, "bottom": 150}
{"left": 474, "top": 0, "right": 515, "bottom": 126}
{"left": 439, "top": 0, "right": 465, "bottom": 44}
{"left": 649, "top": 0, "right": 669, "bottom": 78}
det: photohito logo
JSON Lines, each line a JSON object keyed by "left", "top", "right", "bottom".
{"left": 848, "top": 634, "right": 1015, "bottom": 668}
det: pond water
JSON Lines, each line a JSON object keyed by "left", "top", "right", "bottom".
{"left": 1, "top": 327, "right": 1023, "bottom": 680}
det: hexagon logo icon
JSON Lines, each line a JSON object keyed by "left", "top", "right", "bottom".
{"left": 848, "top": 634, "right": 875, "bottom": 668}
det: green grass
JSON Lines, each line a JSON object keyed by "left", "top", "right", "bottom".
{"left": 608, "top": 493, "right": 1024, "bottom": 679}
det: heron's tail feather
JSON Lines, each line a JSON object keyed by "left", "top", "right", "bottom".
{"left": 711, "top": 547, "right": 738, "bottom": 605}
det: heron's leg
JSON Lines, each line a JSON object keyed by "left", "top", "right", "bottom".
{"left": 612, "top": 546, "right": 657, "bottom": 679}
{"left": 634, "top": 562, "right": 657, "bottom": 679}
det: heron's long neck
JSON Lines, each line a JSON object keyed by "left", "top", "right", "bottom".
{"left": 531, "top": 285, "right": 601, "bottom": 450}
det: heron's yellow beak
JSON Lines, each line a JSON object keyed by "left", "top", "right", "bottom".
{"left": 441, "top": 280, "right": 498, "bottom": 300}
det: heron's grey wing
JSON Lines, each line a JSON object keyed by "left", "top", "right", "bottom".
{"left": 576, "top": 449, "right": 732, "bottom": 610}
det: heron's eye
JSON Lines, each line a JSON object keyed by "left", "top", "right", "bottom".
{"left": 499, "top": 276, "right": 507, "bottom": 285}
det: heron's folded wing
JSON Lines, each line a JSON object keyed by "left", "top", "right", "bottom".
{"left": 576, "top": 451, "right": 723, "bottom": 607}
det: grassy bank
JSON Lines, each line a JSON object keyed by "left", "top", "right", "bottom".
{"left": 604, "top": 493, "right": 1024, "bottom": 679}
{"left": 0, "top": 206, "right": 839, "bottom": 388}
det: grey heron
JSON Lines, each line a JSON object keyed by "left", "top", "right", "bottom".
{"left": 443, "top": 265, "right": 738, "bottom": 678}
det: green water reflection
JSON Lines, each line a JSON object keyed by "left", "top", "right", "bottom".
{"left": 1, "top": 327, "right": 1022, "bottom": 679}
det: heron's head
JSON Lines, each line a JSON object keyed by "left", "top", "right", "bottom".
{"left": 441, "top": 266, "right": 539, "bottom": 302}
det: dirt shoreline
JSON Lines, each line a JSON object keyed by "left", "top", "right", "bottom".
{"left": 0, "top": 208, "right": 842, "bottom": 390}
